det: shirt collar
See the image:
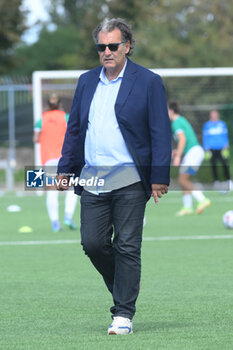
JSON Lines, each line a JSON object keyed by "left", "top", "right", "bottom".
{"left": 99, "top": 59, "right": 128, "bottom": 84}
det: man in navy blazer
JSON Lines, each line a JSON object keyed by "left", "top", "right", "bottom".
{"left": 57, "top": 18, "right": 171, "bottom": 335}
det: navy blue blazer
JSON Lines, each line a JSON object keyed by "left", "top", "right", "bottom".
{"left": 58, "top": 58, "right": 171, "bottom": 197}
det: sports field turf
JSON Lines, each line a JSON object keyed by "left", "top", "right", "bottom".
{"left": 0, "top": 190, "right": 233, "bottom": 349}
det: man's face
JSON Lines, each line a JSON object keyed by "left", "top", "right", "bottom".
{"left": 97, "top": 28, "right": 130, "bottom": 74}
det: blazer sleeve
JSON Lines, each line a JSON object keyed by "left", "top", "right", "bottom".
{"left": 148, "top": 75, "right": 171, "bottom": 185}
{"left": 57, "top": 75, "right": 84, "bottom": 175}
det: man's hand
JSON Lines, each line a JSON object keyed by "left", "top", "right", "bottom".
{"left": 56, "top": 175, "right": 69, "bottom": 191}
{"left": 151, "top": 184, "right": 168, "bottom": 204}
{"left": 173, "top": 154, "right": 181, "bottom": 167}
{"left": 172, "top": 149, "right": 181, "bottom": 166}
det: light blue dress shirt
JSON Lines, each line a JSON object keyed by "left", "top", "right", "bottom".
{"left": 80, "top": 60, "right": 141, "bottom": 194}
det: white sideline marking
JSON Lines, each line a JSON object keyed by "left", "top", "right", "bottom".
{"left": 0, "top": 239, "right": 80, "bottom": 246}
{"left": 162, "top": 196, "right": 233, "bottom": 203}
{"left": 1, "top": 234, "right": 233, "bottom": 247}
{"left": 143, "top": 234, "right": 233, "bottom": 241}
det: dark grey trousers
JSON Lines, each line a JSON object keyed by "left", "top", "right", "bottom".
{"left": 80, "top": 182, "right": 147, "bottom": 319}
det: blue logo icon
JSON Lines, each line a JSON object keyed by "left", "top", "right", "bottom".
{"left": 26, "top": 169, "right": 45, "bottom": 188}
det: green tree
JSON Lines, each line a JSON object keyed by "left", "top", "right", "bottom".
{"left": 13, "top": 0, "right": 108, "bottom": 73}
{"left": 14, "top": 25, "right": 84, "bottom": 74}
{"left": 12, "top": 0, "right": 233, "bottom": 75}
{"left": 108, "top": 0, "right": 146, "bottom": 27}
{"left": 131, "top": 0, "right": 233, "bottom": 68}
{"left": 0, "top": 0, "right": 26, "bottom": 74}
{"left": 48, "top": 0, "right": 111, "bottom": 68}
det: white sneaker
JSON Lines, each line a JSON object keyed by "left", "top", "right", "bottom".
{"left": 176, "top": 207, "right": 194, "bottom": 216}
{"left": 108, "top": 316, "right": 133, "bottom": 335}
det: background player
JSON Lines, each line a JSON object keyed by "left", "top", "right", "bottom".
{"left": 33, "top": 93, "right": 78, "bottom": 232}
{"left": 168, "top": 101, "right": 211, "bottom": 216}
{"left": 203, "top": 109, "right": 232, "bottom": 191}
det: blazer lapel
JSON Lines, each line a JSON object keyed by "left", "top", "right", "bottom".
{"left": 80, "top": 68, "right": 101, "bottom": 128}
{"left": 80, "top": 60, "right": 138, "bottom": 127}
{"left": 115, "top": 59, "right": 138, "bottom": 115}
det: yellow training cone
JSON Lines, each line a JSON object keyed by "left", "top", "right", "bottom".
{"left": 18, "top": 226, "right": 33, "bottom": 233}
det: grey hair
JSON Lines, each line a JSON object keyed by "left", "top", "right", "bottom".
{"left": 92, "top": 18, "right": 135, "bottom": 56}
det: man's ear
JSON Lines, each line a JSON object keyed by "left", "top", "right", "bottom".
{"left": 125, "top": 41, "right": 130, "bottom": 55}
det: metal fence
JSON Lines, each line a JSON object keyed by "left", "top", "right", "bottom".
{"left": 0, "top": 76, "right": 33, "bottom": 191}
{"left": 0, "top": 76, "right": 76, "bottom": 191}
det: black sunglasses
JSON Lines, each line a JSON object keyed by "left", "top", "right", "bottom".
{"left": 95, "top": 41, "right": 126, "bottom": 52}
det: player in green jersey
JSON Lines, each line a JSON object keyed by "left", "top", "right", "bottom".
{"left": 168, "top": 101, "right": 211, "bottom": 216}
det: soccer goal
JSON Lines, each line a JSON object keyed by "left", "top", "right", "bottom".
{"left": 32, "top": 67, "right": 233, "bottom": 166}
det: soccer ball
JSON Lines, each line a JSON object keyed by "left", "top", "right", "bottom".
{"left": 222, "top": 210, "right": 233, "bottom": 229}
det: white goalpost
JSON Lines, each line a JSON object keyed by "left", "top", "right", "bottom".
{"left": 32, "top": 67, "right": 233, "bottom": 166}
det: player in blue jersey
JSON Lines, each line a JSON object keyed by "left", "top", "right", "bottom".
{"left": 203, "top": 110, "right": 232, "bottom": 191}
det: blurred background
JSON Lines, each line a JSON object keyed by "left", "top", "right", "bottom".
{"left": 0, "top": 0, "right": 233, "bottom": 191}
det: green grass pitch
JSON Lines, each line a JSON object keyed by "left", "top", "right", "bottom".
{"left": 0, "top": 190, "right": 233, "bottom": 349}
